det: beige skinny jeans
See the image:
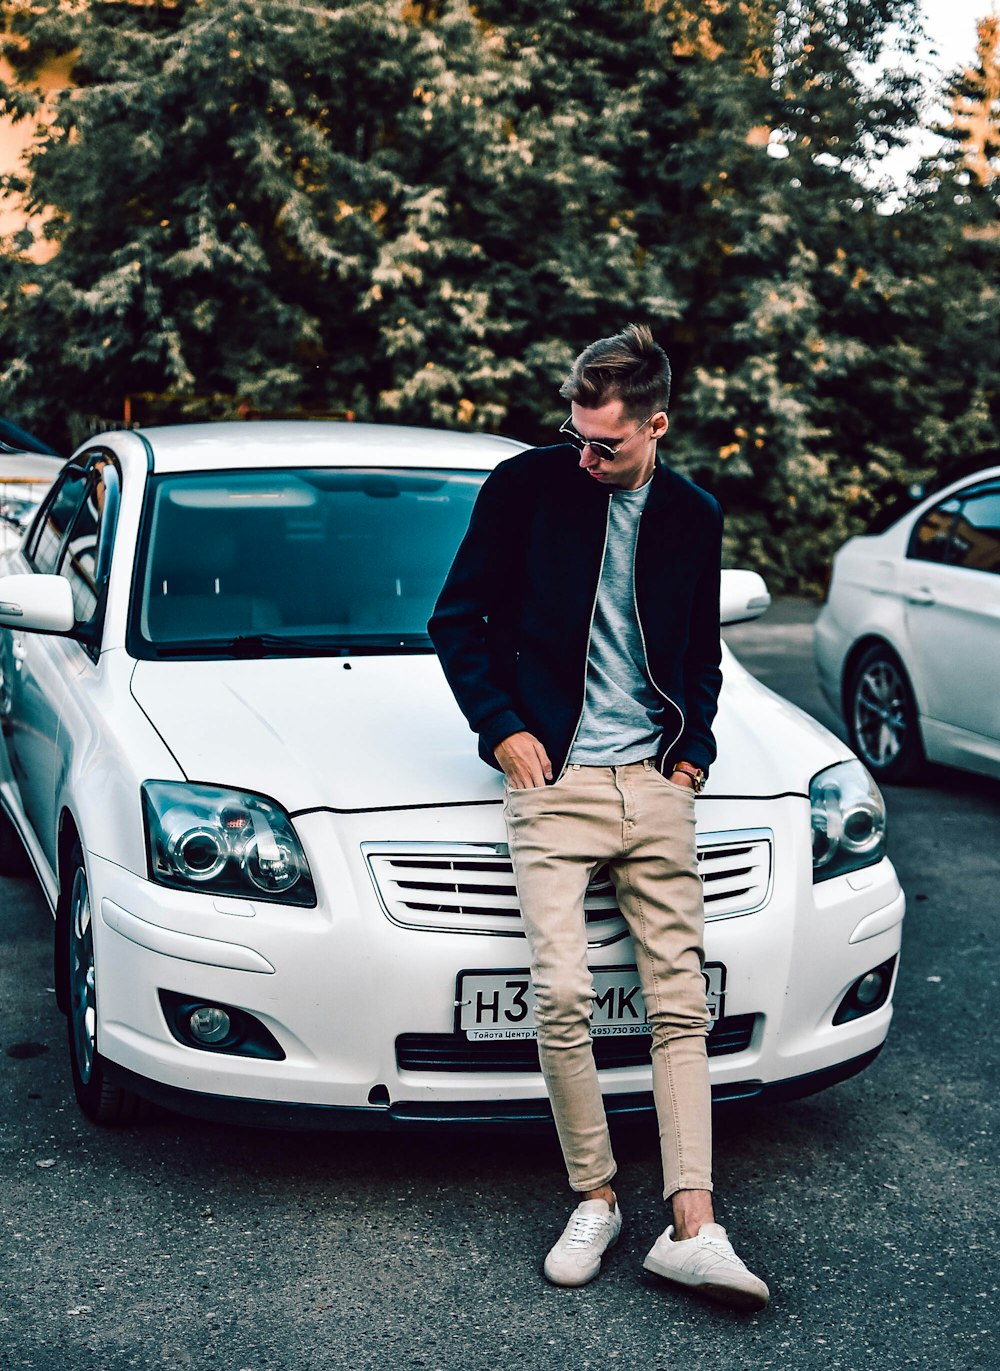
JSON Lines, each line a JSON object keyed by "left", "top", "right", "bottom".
{"left": 503, "top": 759, "right": 712, "bottom": 1200}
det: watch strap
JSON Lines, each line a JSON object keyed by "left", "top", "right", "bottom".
{"left": 671, "top": 761, "right": 706, "bottom": 792}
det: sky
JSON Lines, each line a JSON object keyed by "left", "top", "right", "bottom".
{"left": 872, "top": 0, "right": 998, "bottom": 191}
{"left": 920, "top": 0, "right": 996, "bottom": 77}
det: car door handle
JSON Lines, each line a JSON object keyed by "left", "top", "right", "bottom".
{"left": 906, "top": 587, "right": 936, "bottom": 606}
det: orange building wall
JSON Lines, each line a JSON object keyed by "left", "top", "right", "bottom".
{"left": 0, "top": 41, "right": 76, "bottom": 258}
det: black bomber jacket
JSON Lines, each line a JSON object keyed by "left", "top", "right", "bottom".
{"left": 427, "top": 444, "right": 724, "bottom": 779}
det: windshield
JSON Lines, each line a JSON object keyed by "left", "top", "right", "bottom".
{"left": 130, "top": 467, "right": 486, "bottom": 658}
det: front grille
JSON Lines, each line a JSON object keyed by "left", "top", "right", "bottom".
{"left": 365, "top": 830, "right": 773, "bottom": 941}
{"left": 396, "top": 1014, "right": 758, "bottom": 1073}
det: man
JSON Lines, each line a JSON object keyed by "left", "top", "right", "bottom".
{"left": 428, "top": 324, "right": 768, "bottom": 1310}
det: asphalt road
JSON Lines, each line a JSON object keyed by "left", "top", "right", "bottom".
{"left": 1, "top": 600, "right": 998, "bottom": 1371}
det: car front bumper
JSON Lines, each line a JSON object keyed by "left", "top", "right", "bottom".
{"left": 106, "top": 1045, "right": 886, "bottom": 1130}
{"left": 89, "top": 794, "right": 905, "bottom": 1126}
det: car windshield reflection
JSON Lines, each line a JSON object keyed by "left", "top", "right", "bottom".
{"left": 131, "top": 467, "right": 486, "bottom": 658}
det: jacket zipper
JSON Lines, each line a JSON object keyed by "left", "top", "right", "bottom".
{"left": 557, "top": 499, "right": 612, "bottom": 781}
{"left": 632, "top": 520, "right": 685, "bottom": 773}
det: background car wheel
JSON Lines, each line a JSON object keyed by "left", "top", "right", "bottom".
{"left": 846, "top": 644, "right": 924, "bottom": 784}
{"left": 63, "top": 843, "right": 141, "bottom": 1125}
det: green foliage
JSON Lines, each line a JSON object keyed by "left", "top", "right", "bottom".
{"left": 1, "top": 0, "right": 998, "bottom": 593}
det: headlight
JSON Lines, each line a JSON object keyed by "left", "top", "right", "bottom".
{"left": 810, "top": 759, "right": 887, "bottom": 882}
{"left": 142, "top": 781, "right": 316, "bottom": 906}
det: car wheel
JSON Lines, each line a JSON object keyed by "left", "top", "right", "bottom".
{"left": 846, "top": 644, "right": 924, "bottom": 784}
{"left": 64, "top": 844, "right": 140, "bottom": 1125}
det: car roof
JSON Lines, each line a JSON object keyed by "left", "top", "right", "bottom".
{"left": 133, "top": 421, "right": 527, "bottom": 474}
{"left": 0, "top": 452, "right": 66, "bottom": 483}
{"left": 0, "top": 417, "right": 61, "bottom": 457}
{"left": 910, "top": 460, "right": 1000, "bottom": 512}
{"left": 866, "top": 455, "right": 1000, "bottom": 535}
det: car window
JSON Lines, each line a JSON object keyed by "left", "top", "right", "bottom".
{"left": 907, "top": 497, "right": 962, "bottom": 565}
{"left": 948, "top": 484, "right": 1000, "bottom": 576}
{"left": 27, "top": 466, "right": 90, "bottom": 573}
{"left": 129, "top": 467, "right": 487, "bottom": 656}
{"left": 58, "top": 456, "right": 120, "bottom": 626}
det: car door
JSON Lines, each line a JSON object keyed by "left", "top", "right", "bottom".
{"left": 4, "top": 465, "right": 90, "bottom": 864}
{"left": 4, "top": 455, "right": 118, "bottom": 868}
{"left": 901, "top": 479, "right": 1000, "bottom": 749}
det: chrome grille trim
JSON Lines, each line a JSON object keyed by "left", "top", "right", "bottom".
{"left": 364, "top": 829, "right": 773, "bottom": 941}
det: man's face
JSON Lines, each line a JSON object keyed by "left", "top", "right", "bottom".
{"left": 569, "top": 398, "right": 668, "bottom": 491}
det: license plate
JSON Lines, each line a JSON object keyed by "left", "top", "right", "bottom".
{"left": 457, "top": 965, "right": 725, "bottom": 1040}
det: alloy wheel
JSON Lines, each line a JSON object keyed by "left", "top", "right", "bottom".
{"left": 853, "top": 658, "right": 909, "bottom": 769}
{"left": 68, "top": 865, "right": 96, "bottom": 1086}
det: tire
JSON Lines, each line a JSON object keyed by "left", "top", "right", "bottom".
{"left": 0, "top": 803, "right": 30, "bottom": 877}
{"left": 846, "top": 643, "right": 924, "bottom": 784}
{"left": 62, "top": 842, "right": 141, "bottom": 1125}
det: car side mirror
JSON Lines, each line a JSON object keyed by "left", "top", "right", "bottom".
{"left": 720, "top": 569, "right": 771, "bottom": 626}
{"left": 0, "top": 573, "right": 76, "bottom": 634}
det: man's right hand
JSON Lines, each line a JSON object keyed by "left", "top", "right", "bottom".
{"left": 495, "top": 732, "right": 554, "bottom": 789}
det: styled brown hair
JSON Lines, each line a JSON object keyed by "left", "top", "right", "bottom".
{"left": 559, "top": 323, "right": 672, "bottom": 417}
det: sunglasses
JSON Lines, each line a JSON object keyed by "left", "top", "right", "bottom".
{"left": 558, "top": 413, "right": 657, "bottom": 461}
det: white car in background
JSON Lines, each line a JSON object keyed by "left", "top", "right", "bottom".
{"left": 0, "top": 450, "right": 64, "bottom": 558}
{"left": 0, "top": 423, "right": 903, "bottom": 1129}
{"left": 815, "top": 463, "right": 1000, "bottom": 784}
{"left": 0, "top": 449, "right": 64, "bottom": 720}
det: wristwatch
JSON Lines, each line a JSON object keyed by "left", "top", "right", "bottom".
{"left": 671, "top": 761, "right": 706, "bottom": 792}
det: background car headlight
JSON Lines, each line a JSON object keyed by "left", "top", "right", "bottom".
{"left": 810, "top": 759, "right": 887, "bottom": 882}
{"left": 142, "top": 781, "right": 316, "bottom": 906}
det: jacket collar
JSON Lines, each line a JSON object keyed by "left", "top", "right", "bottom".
{"left": 558, "top": 445, "right": 686, "bottom": 517}
{"left": 573, "top": 454, "right": 675, "bottom": 501}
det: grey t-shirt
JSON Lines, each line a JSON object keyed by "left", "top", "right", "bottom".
{"left": 566, "top": 478, "right": 665, "bottom": 765}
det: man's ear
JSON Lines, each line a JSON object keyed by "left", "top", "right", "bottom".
{"left": 652, "top": 412, "right": 669, "bottom": 440}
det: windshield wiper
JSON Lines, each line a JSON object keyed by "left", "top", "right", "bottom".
{"left": 152, "top": 633, "right": 434, "bottom": 659}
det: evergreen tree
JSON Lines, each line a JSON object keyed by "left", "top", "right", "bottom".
{"left": 1, "top": 0, "right": 996, "bottom": 593}
{"left": 623, "top": 0, "right": 930, "bottom": 588}
{"left": 949, "top": 13, "right": 1000, "bottom": 187}
{"left": 0, "top": 0, "right": 511, "bottom": 442}
{"left": 881, "top": 11, "right": 1000, "bottom": 501}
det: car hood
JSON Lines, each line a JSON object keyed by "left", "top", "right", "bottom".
{"left": 129, "top": 647, "right": 850, "bottom": 812}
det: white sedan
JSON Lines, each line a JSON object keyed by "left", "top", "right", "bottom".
{"left": 0, "top": 422, "right": 903, "bottom": 1128}
{"left": 0, "top": 450, "right": 64, "bottom": 558}
{"left": 815, "top": 463, "right": 1000, "bottom": 784}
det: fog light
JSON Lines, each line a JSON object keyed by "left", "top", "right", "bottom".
{"left": 833, "top": 956, "right": 896, "bottom": 1025}
{"left": 854, "top": 971, "right": 885, "bottom": 1006}
{"left": 188, "top": 1005, "right": 232, "bottom": 1044}
{"left": 159, "top": 991, "right": 285, "bottom": 1059}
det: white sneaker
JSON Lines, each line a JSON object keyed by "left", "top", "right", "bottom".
{"left": 642, "top": 1222, "right": 769, "bottom": 1311}
{"left": 543, "top": 1198, "right": 623, "bottom": 1287}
